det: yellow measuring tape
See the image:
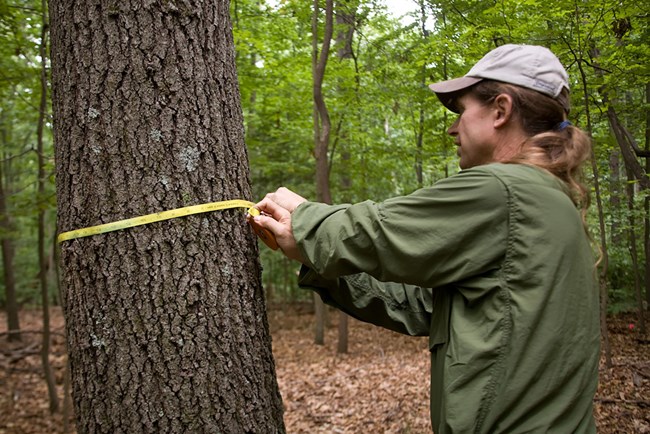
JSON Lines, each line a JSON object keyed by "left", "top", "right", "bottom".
{"left": 58, "top": 199, "right": 259, "bottom": 243}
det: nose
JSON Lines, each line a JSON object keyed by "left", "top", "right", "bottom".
{"left": 447, "top": 117, "right": 459, "bottom": 136}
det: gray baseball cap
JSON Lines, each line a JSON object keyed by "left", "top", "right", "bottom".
{"left": 429, "top": 44, "right": 570, "bottom": 113}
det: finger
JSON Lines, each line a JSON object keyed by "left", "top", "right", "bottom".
{"left": 247, "top": 217, "right": 279, "bottom": 250}
{"left": 253, "top": 197, "right": 291, "bottom": 221}
{"left": 252, "top": 214, "right": 304, "bottom": 262}
{"left": 267, "top": 187, "right": 307, "bottom": 213}
{"left": 252, "top": 213, "right": 286, "bottom": 235}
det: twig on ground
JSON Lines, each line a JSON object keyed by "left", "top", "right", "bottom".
{"left": 595, "top": 397, "right": 650, "bottom": 408}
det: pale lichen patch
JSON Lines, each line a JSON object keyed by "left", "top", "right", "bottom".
{"left": 160, "top": 175, "right": 171, "bottom": 191}
{"left": 150, "top": 128, "right": 163, "bottom": 142}
{"left": 88, "top": 107, "right": 100, "bottom": 119}
{"left": 178, "top": 146, "right": 200, "bottom": 172}
{"left": 91, "top": 333, "right": 106, "bottom": 348}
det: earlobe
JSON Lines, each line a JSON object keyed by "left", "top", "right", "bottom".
{"left": 493, "top": 94, "right": 513, "bottom": 128}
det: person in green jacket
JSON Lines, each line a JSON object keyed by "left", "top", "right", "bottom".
{"left": 250, "top": 44, "right": 599, "bottom": 433}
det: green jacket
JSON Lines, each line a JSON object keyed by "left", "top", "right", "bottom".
{"left": 294, "top": 163, "right": 599, "bottom": 433}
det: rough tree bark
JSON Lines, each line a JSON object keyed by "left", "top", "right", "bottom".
{"left": 50, "top": 0, "right": 284, "bottom": 432}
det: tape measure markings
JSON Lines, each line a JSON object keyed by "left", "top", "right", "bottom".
{"left": 57, "top": 199, "right": 256, "bottom": 243}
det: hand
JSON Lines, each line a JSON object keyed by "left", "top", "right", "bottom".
{"left": 260, "top": 187, "right": 307, "bottom": 214}
{"left": 249, "top": 188, "right": 307, "bottom": 263}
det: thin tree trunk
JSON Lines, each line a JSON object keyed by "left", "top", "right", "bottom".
{"left": 609, "top": 152, "right": 622, "bottom": 244}
{"left": 312, "top": 0, "right": 334, "bottom": 207}
{"left": 439, "top": 11, "right": 450, "bottom": 179}
{"left": 415, "top": 0, "right": 427, "bottom": 189}
{"left": 314, "top": 293, "right": 326, "bottom": 346}
{"left": 0, "top": 154, "right": 21, "bottom": 342}
{"left": 283, "top": 256, "right": 289, "bottom": 295}
{"left": 333, "top": 0, "right": 358, "bottom": 355}
{"left": 605, "top": 101, "right": 649, "bottom": 332}
{"left": 643, "top": 83, "right": 650, "bottom": 310}
{"left": 591, "top": 126, "right": 612, "bottom": 368}
{"left": 37, "top": 0, "right": 59, "bottom": 412}
{"left": 572, "top": 44, "right": 612, "bottom": 367}
{"left": 0, "top": 236, "right": 20, "bottom": 341}
{"left": 625, "top": 169, "right": 646, "bottom": 334}
{"left": 50, "top": 1, "right": 284, "bottom": 431}
{"left": 336, "top": 311, "right": 348, "bottom": 353}
{"left": 416, "top": 106, "right": 424, "bottom": 187}
{"left": 607, "top": 106, "right": 650, "bottom": 189}
{"left": 311, "top": 0, "right": 334, "bottom": 346}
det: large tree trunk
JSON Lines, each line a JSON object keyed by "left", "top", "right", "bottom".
{"left": 50, "top": 1, "right": 284, "bottom": 432}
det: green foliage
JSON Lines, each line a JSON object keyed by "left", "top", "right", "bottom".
{"left": 0, "top": 0, "right": 647, "bottom": 308}
{"left": 232, "top": 0, "right": 649, "bottom": 304}
{"left": 0, "top": 0, "right": 56, "bottom": 307}
{"left": 232, "top": 0, "right": 315, "bottom": 200}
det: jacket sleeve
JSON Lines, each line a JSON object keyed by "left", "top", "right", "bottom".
{"left": 292, "top": 167, "right": 509, "bottom": 289}
{"left": 298, "top": 266, "right": 433, "bottom": 336}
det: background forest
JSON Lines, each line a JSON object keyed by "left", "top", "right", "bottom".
{"left": 1, "top": 0, "right": 648, "bottom": 324}
{"left": 0, "top": 0, "right": 649, "bottom": 431}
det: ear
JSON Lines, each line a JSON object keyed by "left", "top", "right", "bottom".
{"left": 493, "top": 94, "right": 514, "bottom": 129}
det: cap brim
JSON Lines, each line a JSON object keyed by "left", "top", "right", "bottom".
{"left": 428, "top": 76, "right": 483, "bottom": 113}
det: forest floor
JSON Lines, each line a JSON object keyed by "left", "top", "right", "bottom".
{"left": 0, "top": 305, "right": 648, "bottom": 433}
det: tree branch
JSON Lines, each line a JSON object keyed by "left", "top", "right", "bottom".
{"left": 608, "top": 106, "right": 650, "bottom": 189}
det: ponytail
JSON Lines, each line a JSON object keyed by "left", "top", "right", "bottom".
{"left": 471, "top": 81, "right": 593, "bottom": 220}
{"left": 512, "top": 124, "right": 592, "bottom": 219}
